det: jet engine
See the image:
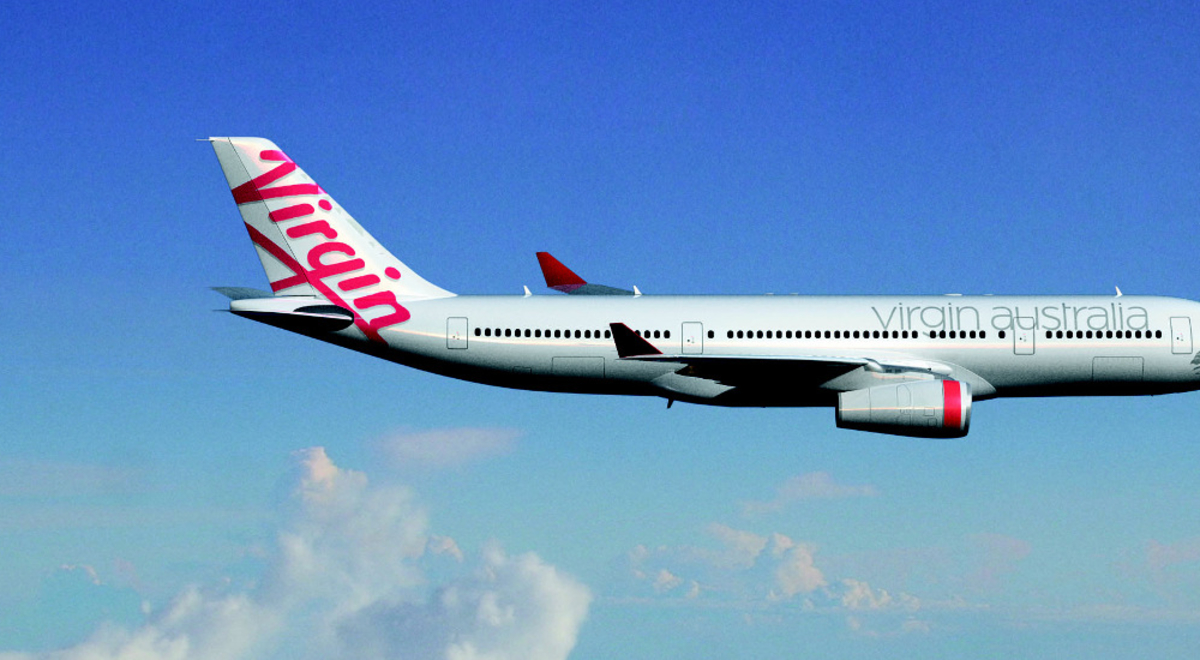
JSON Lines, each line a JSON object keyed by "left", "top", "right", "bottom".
{"left": 836, "top": 380, "right": 971, "bottom": 438}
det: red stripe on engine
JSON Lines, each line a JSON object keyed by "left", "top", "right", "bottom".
{"left": 943, "top": 380, "right": 962, "bottom": 429}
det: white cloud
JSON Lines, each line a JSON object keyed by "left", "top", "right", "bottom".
{"left": 59, "top": 564, "right": 102, "bottom": 586}
{"left": 839, "top": 578, "right": 919, "bottom": 611}
{"left": 623, "top": 524, "right": 930, "bottom": 622}
{"left": 741, "top": 472, "right": 878, "bottom": 515}
{"left": 770, "top": 537, "right": 826, "bottom": 598}
{"left": 652, "top": 569, "right": 683, "bottom": 594}
{"left": 2, "top": 447, "right": 590, "bottom": 660}
{"left": 375, "top": 428, "right": 520, "bottom": 469}
{"left": 705, "top": 524, "right": 769, "bottom": 569}
{"left": 428, "top": 535, "right": 465, "bottom": 562}
{"left": 335, "top": 544, "right": 591, "bottom": 660}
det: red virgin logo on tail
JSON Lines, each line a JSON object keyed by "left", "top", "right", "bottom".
{"left": 234, "top": 149, "right": 410, "bottom": 343}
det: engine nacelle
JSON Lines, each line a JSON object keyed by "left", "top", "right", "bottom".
{"left": 836, "top": 380, "right": 971, "bottom": 438}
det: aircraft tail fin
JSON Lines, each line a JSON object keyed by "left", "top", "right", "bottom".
{"left": 208, "top": 137, "right": 453, "bottom": 340}
{"left": 209, "top": 137, "right": 452, "bottom": 300}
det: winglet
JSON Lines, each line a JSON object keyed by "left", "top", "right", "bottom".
{"left": 535, "top": 252, "right": 635, "bottom": 295}
{"left": 609, "top": 323, "right": 663, "bottom": 358}
{"left": 536, "top": 252, "right": 587, "bottom": 293}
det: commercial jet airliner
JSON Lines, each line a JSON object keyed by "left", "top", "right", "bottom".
{"left": 207, "top": 137, "right": 1200, "bottom": 438}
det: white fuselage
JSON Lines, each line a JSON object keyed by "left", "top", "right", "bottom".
{"left": 320, "top": 294, "right": 1200, "bottom": 406}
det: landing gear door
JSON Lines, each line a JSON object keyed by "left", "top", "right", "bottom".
{"left": 682, "top": 322, "right": 703, "bottom": 354}
{"left": 447, "top": 317, "right": 469, "bottom": 349}
{"left": 1170, "top": 317, "right": 1192, "bottom": 354}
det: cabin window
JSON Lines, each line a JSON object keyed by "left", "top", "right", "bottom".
{"left": 474, "top": 328, "right": 481, "bottom": 337}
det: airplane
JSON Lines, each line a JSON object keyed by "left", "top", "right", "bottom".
{"left": 206, "top": 137, "right": 1200, "bottom": 438}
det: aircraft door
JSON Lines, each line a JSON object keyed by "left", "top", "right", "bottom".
{"left": 1170, "top": 317, "right": 1192, "bottom": 354}
{"left": 1013, "top": 327, "right": 1035, "bottom": 355}
{"left": 682, "top": 322, "right": 704, "bottom": 354}
{"left": 447, "top": 317, "right": 469, "bottom": 349}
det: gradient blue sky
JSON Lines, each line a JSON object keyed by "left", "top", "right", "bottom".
{"left": 3, "top": 2, "right": 1200, "bottom": 658}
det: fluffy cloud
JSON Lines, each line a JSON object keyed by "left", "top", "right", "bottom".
{"left": 375, "top": 428, "right": 521, "bottom": 469}
{"left": 741, "top": 472, "right": 878, "bottom": 515}
{"left": 1, "top": 447, "right": 590, "bottom": 660}
{"left": 625, "top": 524, "right": 922, "bottom": 615}
{"left": 335, "top": 544, "right": 591, "bottom": 660}
{"left": 769, "top": 537, "right": 826, "bottom": 599}
{"left": 839, "top": 578, "right": 919, "bottom": 611}
{"left": 706, "top": 524, "right": 770, "bottom": 569}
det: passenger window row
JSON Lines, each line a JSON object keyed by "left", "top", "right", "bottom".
{"left": 1044, "top": 329, "right": 1162, "bottom": 340}
{"left": 468, "top": 326, "right": 1162, "bottom": 343}
{"left": 724, "top": 329, "right": 989, "bottom": 340}
{"left": 474, "top": 327, "right": 614, "bottom": 339}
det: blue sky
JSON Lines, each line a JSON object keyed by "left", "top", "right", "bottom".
{"left": 3, "top": 1, "right": 1200, "bottom": 658}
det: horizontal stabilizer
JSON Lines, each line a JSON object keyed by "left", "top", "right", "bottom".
{"left": 537, "top": 252, "right": 634, "bottom": 295}
{"left": 229, "top": 296, "right": 355, "bottom": 333}
{"left": 212, "top": 286, "right": 275, "bottom": 300}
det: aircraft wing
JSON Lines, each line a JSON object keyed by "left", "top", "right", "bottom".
{"left": 537, "top": 252, "right": 635, "bottom": 295}
{"left": 608, "top": 322, "right": 956, "bottom": 400}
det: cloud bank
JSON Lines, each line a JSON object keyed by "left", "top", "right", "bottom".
{"left": 0, "top": 447, "right": 590, "bottom": 660}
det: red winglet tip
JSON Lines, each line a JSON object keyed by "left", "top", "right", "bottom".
{"left": 537, "top": 252, "right": 587, "bottom": 288}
